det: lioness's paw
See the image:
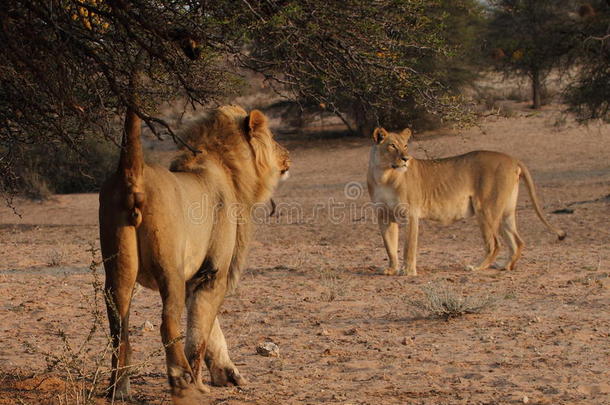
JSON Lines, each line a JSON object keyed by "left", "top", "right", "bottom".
{"left": 382, "top": 267, "right": 399, "bottom": 275}
{"left": 465, "top": 264, "right": 476, "bottom": 271}
{"left": 405, "top": 268, "right": 417, "bottom": 276}
{"left": 210, "top": 364, "right": 247, "bottom": 387}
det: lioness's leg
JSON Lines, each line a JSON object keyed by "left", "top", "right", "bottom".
{"left": 100, "top": 204, "right": 138, "bottom": 398}
{"left": 500, "top": 213, "right": 524, "bottom": 270}
{"left": 204, "top": 317, "right": 246, "bottom": 386}
{"left": 378, "top": 213, "right": 399, "bottom": 275}
{"left": 404, "top": 215, "right": 419, "bottom": 276}
{"left": 473, "top": 211, "right": 501, "bottom": 270}
{"left": 155, "top": 269, "right": 209, "bottom": 402}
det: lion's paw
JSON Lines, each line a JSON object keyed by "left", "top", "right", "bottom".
{"left": 170, "top": 369, "right": 209, "bottom": 404}
{"left": 210, "top": 364, "right": 247, "bottom": 387}
{"left": 382, "top": 267, "right": 399, "bottom": 275}
{"left": 106, "top": 378, "right": 131, "bottom": 400}
{"left": 171, "top": 383, "right": 209, "bottom": 405}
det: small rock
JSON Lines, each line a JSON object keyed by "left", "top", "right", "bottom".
{"left": 522, "top": 395, "right": 529, "bottom": 404}
{"left": 317, "top": 328, "right": 330, "bottom": 336}
{"left": 141, "top": 320, "right": 154, "bottom": 332}
{"left": 401, "top": 336, "right": 414, "bottom": 345}
{"left": 256, "top": 341, "right": 280, "bottom": 357}
{"left": 344, "top": 328, "right": 357, "bottom": 336}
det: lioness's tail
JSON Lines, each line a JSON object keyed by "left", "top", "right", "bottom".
{"left": 518, "top": 161, "right": 566, "bottom": 240}
{"left": 117, "top": 107, "right": 145, "bottom": 227}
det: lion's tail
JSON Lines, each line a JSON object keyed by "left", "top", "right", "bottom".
{"left": 117, "top": 107, "right": 145, "bottom": 228}
{"left": 518, "top": 161, "right": 566, "bottom": 240}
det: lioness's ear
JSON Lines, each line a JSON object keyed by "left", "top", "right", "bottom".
{"left": 245, "top": 109, "right": 268, "bottom": 140}
{"left": 373, "top": 127, "right": 388, "bottom": 144}
{"left": 400, "top": 128, "right": 412, "bottom": 142}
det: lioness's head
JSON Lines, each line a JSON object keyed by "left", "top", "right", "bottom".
{"left": 371, "top": 127, "right": 412, "bottom": 172}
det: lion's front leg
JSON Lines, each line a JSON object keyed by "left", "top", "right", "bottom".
{"left": 204, "top": 317, "right": 247, "bottom": 386}
{"left": 155, "top": 270, "right": 209, "bottom": 403}
{"left": 184, "top": 255, "right": 233, "bottom": 388}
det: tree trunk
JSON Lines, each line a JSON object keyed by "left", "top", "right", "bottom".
{"left": 531, "top": 68, "right": 542, "bottom": 109}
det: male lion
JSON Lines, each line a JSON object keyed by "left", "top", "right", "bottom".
{"left": 367, "top": 127, "right": 565, "bottom": 276}
{"left": 99, "top": 105, "right": 290, "bottom": 403}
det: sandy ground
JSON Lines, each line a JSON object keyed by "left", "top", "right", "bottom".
{"left": 1, "top": 104, "right": 609, "bottom": 405}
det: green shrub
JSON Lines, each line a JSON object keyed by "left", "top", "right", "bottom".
{"left": 3, "top": 136, "right": 118, "bottom": 199}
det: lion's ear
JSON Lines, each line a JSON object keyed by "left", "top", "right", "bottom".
{"left": 245, "top": 110, "right": 269, "bottom": 140}
{"left": 400, "top": 128, "right": 412, "bottom": 142}
{"left": 373, "top": 127, "right": 388, "bottom": 144}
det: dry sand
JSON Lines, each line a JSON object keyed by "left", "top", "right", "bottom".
{"left": 1, "top": 103, "right": 609, "bottom": 404}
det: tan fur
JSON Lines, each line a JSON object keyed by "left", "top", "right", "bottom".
{"left": 99, "top": 105, "right": 289, "bottom": 403}
{"left": 367, "top": 127, "right": 565, "bottom": 276}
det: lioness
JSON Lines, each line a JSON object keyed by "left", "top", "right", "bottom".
{"left": 367, "top": 127, "right": 565, "bottom": 276}
{"left": 99, "top": 105, "right": 289, "bottom": 403}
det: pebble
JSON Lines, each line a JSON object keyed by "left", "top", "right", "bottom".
{"left": 141, "top": 320, "right": 154, "bottom": 332}
{"left": 256, "top": 341, "right": 280, "bottom": 357}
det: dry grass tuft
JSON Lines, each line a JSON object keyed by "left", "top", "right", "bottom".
{"left": 409, "top": 282, "right": 496, "bottom": 320}
{"left": 47, "top": 249, "right": 66, "bottom": 267}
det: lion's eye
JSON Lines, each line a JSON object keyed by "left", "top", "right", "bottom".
{"left": 388, "top": 144, "right": 396, "bottom": 150}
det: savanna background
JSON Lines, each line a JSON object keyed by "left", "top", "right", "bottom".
{"left": 1, "top": 1, "right": 609, "bottom": 404}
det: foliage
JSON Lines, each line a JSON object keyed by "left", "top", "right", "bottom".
{"left": 243, "top": 0, "right": 484, "bottom": 134}
{"left": 485, "top": 0, "right": 580, "bottom": 108}
{"left": 1, "top": 0, "right": 486, "bottom": 198}
{"left": 564, "top": 1, "right": 610, "bottom": 122}
{"left": 5, "top": 136, "right": 118, "bottom": 198}
{"left": 0, "top": 0, "right": 239, "bottom": 196}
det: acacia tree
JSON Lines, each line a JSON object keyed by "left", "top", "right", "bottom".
{"left": 565, "top": 1, "right": 610, "bottom": 121}
{"left": 242, "top": 0, "right": 482, "bottom": 135}
{"left": 0, "top": 0, "right": 242, "bottom": 198}
{"left": 486, "top": 0, "right": 579, "bottom": 109}
{"left": 1, "top": 0, "right": 481, "bottom": 199}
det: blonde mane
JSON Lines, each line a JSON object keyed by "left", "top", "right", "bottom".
{"left": 170, "top": 105, "right": 279, "bottom": 205}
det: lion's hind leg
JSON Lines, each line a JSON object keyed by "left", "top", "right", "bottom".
{"left": 100, "top": 193, "right": 138, "bottom": 400}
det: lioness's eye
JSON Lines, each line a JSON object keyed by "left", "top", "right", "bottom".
{"left": 389, "top": 144, "right": 396, "bottom": 150}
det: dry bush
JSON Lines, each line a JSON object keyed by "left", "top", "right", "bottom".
{"left": 47, "top": 249, "right": 66, "bottom": 267}
{"left": 409, "top": 282, "right": 496, "bottom": 320}
{"left": 21, "top": 255, "right": 167, "bottom": 404}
